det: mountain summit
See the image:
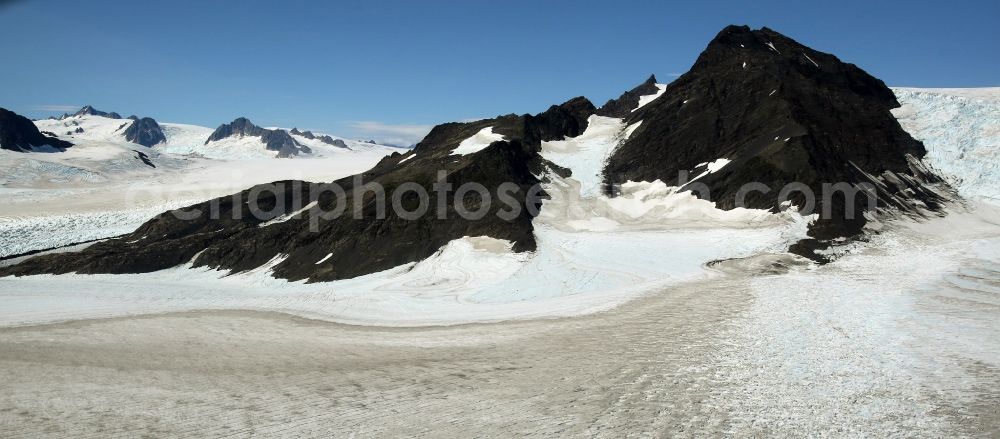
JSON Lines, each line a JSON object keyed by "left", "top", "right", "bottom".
{"left": 604, "top": 25, "right": 946, "bottom": 251}
{"left": 123, "top": 116, "right": 166, "bottom": 147}
{"left": 205, "top": 118, "right": 310, "bottom": 158}
{"left": 71, "top": 105, "right": 122, "bottom": 119}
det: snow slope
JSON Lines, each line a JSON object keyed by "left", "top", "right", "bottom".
{"left": 452, "top": 126, "right": 506, "bottom": 155}
{"left": 634, "top": 83, "right": 668, "bottom": 111}
{"left": 893, "top": 87, "right": 1000, "bottom": 202}
{"left": 540, "top": 115, "right": 625, "bottom": 198}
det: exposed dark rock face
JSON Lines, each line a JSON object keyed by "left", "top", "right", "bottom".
{"left": 532, "top": 96, "right": 596, "bottom": 141}
{"left": 261, "top": 129, "right": 310, "bottom": 157}
{"left": 290, "top": 127, "right": 312, "bottom": 138}
{"left": 206, "top": 117, "right": 264, "bottom": 141}
{"left": 72, "top": 105, "right": 122, "bottom": 119}
{"left": 0, "top": 107, "right": 73, "bottom": 152}
{"left": 206, "top": 118, "right": 309, "bottom": 158}
{"left": 604, "top": 25, "right": 949, "bottom": 257}
{"left": 2, "top": 97, "right": 597, "bottom": 281}
{"left": 133, "top": 150, "right": 156, "bottom": 168}
{"left": 329, "top": 138, "right": 349, "bottom": 148}
{"left": 123, "top": 117, "right": 166, "bottom": 147}
{"left": 290, "top": 127, "right": 350, "bottom": 148}
{"left": 596, "top": 74, "right": 661, "bottom": 118}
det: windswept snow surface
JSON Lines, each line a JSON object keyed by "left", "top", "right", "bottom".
{"left": 712, "top": 203, "right": 1000, "bottom": 435}
{"left": 893, "top": 87, "right": 1000, "bottom": 202}
{"left": 451, "top": 126, "right": 506, "bottom": 155}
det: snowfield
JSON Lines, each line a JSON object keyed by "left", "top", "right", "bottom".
{"left": 452, "top": 126, "right": 506, "bottom": 155}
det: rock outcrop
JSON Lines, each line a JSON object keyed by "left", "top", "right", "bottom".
{"left": 604, "top": 25, "right": 948, "bottom": 256}
{"left": 123, "top": 117, "right": 166, "bottom": 147}
{"left": 71, "top": 105, "right": 122, "bottom": 119}
{"left": 290, "top": 128, "right": 350, "bottom": 148}
{"left": 596, "top": 74, "right": 661, "bottom": 118}
{"left": 206, "top": 118, "right": 310, "bottom": 158}
{"left": 0, "top": 107, "right": 73, "bottom": 152}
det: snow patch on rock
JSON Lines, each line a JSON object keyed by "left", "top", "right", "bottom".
{"left": 452, "top": 127, "right": 506, "bottom": 156}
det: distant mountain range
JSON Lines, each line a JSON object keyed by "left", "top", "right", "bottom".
{"left": 0, "top": 105, "right": 402, "bottom": 157}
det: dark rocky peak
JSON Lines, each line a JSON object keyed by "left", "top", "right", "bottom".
{"left": 688, "top": 25, "right": 899, "bottom": 107}
{"left": 127, "top": 115, "right": 139, "bottom": 121}
{"left": 206, "top": 117, "right": 264, "bottom": 142}
{"left": 323, "top": 136, "right": 349, "bottom": 148}
{"left": 289, "top": 127, "right": 349, "bottom": 148}
{"left": 596, "top": 74, "right": 661, "bottom": 118}
{"left": 123, "top": 117, "right": 166, "bottom": 147}
{"left": 313, "top": 134, "right": 349, "bottom": 148}
{"left": 606, "top": 25, "right": 946, "bottom": 257}
{"left": 529, "top": 96, "right": 597, "bottom": 141}
{"left": 261, "top": 129, "right": 310, "bottom": 158}
{"left": 206, "top": 117, "right": 309, "bottom": 158}
{"left": 412, "top": 97, "right": 596, "bottom": 159}
{"left": 73, "top": 105, "right": 122, "bottom": 119}
{"left": 323, "top": 136, "right": 348, "bottom": 148}
{"left": 290, "top": 127, "right": 315, "bottom": 139}
{"left": 0, "top": 107, "right": 73, "bottom": 152}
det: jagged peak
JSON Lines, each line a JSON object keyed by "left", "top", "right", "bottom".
{"left": 595, "top": 75, "right": 664, "bottom": 118}
{"left": 73, "top": 105, "right": 122, "bottom": 119}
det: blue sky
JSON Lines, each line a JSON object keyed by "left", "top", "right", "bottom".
{"left": 1, "top": 0, "right": 997, "bottom": 145}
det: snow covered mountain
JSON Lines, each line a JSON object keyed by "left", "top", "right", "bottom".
{"left": 203, "top": 117, "right": 310, "bottom": 158}
{"left": 69, "top": 105, "right": 121, "bottom": 119}
{"left": 12, "top": 106, "right": 402, "bottom": 162}
{"left": 1, "top": 25, "right": 957, "bottom": 283}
